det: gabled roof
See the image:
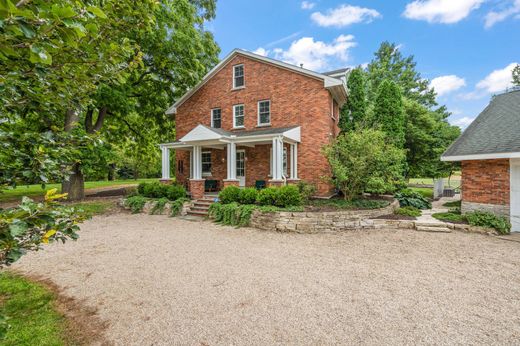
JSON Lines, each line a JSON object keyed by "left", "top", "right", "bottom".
{"left": 442, "top": 89, "right": 520, "bottom": 161}
{"left": 166, "top": 49, "right": 348, "bottom": 115}
{"left": 323, "top": 67, "right": 350, "bottom": 78}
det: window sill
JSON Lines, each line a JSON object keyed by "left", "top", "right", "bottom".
{"left": 232, "top": 126, "right": 245, "bottom": 130}
{"left": 231, "top": 86, "right": 245, "bottom": 91}
{"left": 202, "top": 173, "right": 212, "bottom": 177}
{"left": 256, "top": 123, "right": 271, "bottom": 128}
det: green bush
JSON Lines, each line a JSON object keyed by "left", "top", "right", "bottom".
{"left": 466, "top": 211, "right": 511, "bottom": 235}
{"left": 170, "top": 198, "right": 189, "bottom": 217}
{"left": 395, "top": 189, "right": 431, "bottom": 209}
{"left": 165, "top": 184, "right": 186, "bottom": 201}
{"left": 256, "top": 187, "right": 278, "bottom": 206}
{"left": 218, "top": 185, "right": 241, "bottom": 204}
{"left": 208, "top": 202, "right": 256, "bottom": 227}
{"left": 138, "top": 182, "right": 186, "bottom": 200}
{"left": 366, "top": 177, "right": 395, "bottom": 195}
{"left": 150, "top": 197, "right": 168, "bottom": 215}
{"left": 274, "top": 185, "right": 302, "bottom": 207}
{"left": 432, "top": 212, "right": 466, "bottom": 223}
{"left": 239, "top": 188, "right": 258, "bottom": 204}
{"left": 124, "top": 195, "right": 147, "bottom": 214}
{"left": 395, "top": 206, "right": 421, "bottom": 217}
{"left": 297, "top": 181, "right": 316, "bottom": 202}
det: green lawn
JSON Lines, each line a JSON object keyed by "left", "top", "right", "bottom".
{"left": 409, "top": 174, "right": 461, "bottom": 187}
{"left": 0, "top": 273, "right": 70, "bottom": 345}
{"left": 72, "top": 200, "right": 117, "bottom": 216}
{"left": 0, "top": 178, "right": 158, "bottom": 203}
{"left": 409, "top": 187, "right": 434, "bottom": 199}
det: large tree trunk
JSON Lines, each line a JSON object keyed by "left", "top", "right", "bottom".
{"left": 62, "top": 109, "right": 85, "bottom": 201}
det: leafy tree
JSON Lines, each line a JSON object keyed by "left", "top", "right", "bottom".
{"left": 339, "top": 67, "right": 368, "bottom": 133}
{"left": 367, "top": 42, "right": 437, "bottom": 108}
{"left": 373, "top": 79, "right": 406, "bottom": 148}
{"left": 513, "top": 64, "right": 520, "bottom": 86}
{"left": 322, "top": 129, "right": 405, "bottom": 200}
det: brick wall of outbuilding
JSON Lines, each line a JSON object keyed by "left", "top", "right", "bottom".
{"left": 461, "top": 159, "right": 510, "bottom": 205}
{"left": 174, "top": 54, "right": 338, "bottom": 195}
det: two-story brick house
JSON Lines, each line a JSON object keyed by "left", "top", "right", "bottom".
{"left": 159, "top": 49, "right": 348, "bottom": 199}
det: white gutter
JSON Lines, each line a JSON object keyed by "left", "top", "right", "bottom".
{"left": 441, "top": 152, "right": 520, "bottom": 161}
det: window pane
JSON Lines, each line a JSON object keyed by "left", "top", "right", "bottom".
{"left": 283, "top": 148, "right": 287, "bottom": 175}
{"left": 258, "top": 101, "right": 270, "bottom": 124}
{"left": 202, "top": 152, "right": 211, "bottom": 173}
{"left": 235, "top": 115, "right": 244, "bottom": 127}
{"left": 212, "top": 109, "right": 221, "bottom": 128}
{"left": 235, "top": 76, "right": 244, "bottom": 87}
{"left": 234, "top": 65, "right": 244, "bottom": 87}
{"left": 234, "top": 105, "right": 244, "bottom": 127}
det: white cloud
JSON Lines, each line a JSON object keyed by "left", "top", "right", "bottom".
{"left": 403, "top": 0, "right": 483, "bottom": 24}
{"left": 311, "top": 4, "right": 381, "bottom": 27}
{"left": 272, "top": 35, "right": 357, "bottom": 71}
{"left": 253, "top": 47, "right": 269, "bottom": 56}
{"left": 476, "top": 62, "right": 518, "bottom": 93}
{"left": 301, "top": 1, "right": 315, "bottom": 10}
{"left": 485, "top": 0, "right": 520, "bottom": 28}
{"left": 450, "top": 116, "right": 476, "bottom": 129}
{"left": 430, "top": 75, "right": 466, "bottom": 96}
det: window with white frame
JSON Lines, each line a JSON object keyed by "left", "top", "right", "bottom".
{"left": 233, "top": 104, "right": 244, "bottom": 128}
{"left": 269, "top": 147, "right": 288, "bottom": 177}
{"left": 211, "top": 108, "right": 221, "bottom": 128}
{"left": 258, "top": 100, "right": 270, "bottom": 125}
{"left": 233, "top": 64, "right": 244, "bottom": 88}
{"left": 201, "top": 151, "right": 211, "bottom": 175}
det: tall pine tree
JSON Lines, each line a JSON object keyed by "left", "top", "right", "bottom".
{"left": 374, "top": 79, "right": 405, "bottom": 148}
{"left": 339, "top": 67, "right": 367, "bottom": 133}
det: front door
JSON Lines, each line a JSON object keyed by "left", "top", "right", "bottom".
{"left": 236, "top": 150, "right": 246, "bottom": 187}
{"left": 511, "top": 159, "right": 520, "bottom": 232}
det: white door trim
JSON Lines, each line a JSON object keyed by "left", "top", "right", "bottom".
{"left": 510, "top": 159, "right": 520, "bottom": 232}
{"left": 236, "top": 150, "right": 246, "bottom": 187}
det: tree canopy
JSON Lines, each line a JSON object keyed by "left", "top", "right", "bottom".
{"left": 513, "top": 64, "right": 520, "bottom": 86}
{"left": 340, "top": 67, "right": 367, "bottom": 133}
{"left": 373, "top": 79, "right": 406, "bottom": 148}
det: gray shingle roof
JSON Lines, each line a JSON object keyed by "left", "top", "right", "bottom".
{"left": 442, "top": 89, "right": 520, "bottom": 158}
{"left": 200, "top": 124, "right": 298, "bottom": 137}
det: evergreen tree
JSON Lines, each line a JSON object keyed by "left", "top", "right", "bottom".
{"left": 374, "top": 79, "right": 405, "bottom": 148}
{"left": 513, "top": 64, "right": 520, "bottom": 86}
{"left": 339, "top": 67, "right": 367, "bottom": 133}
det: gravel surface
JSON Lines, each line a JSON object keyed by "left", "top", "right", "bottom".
{"left": 12, "top": 213, "right": 520, "bottom": 345}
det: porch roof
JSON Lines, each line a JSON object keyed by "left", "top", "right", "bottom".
{"left": 159, "top": 125, "right": 301, "bottom": 149}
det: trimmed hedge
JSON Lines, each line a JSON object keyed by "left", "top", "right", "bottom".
{"left": 219, "top": 185, "right": 241, "bottom": 204}
{"left": 238, "top": 188, "right": 258, "bottom": 204}
{"left": 219, "top": 185, "right": 302, "bottom": 208}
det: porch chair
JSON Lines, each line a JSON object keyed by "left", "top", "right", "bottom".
{"left": 255, "top": 180, "right": 266, "bottom": 190}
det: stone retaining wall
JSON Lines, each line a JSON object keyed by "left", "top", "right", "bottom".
{"left": 119, "top": 199, "right": 192, "bottom": 216}
{"left": 461, "top": 201, "right": 510, "bottom": 219}
{"left": 250, "top": 200, "right": 399, "bottom": 233}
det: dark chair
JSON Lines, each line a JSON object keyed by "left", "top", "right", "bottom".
{"left": 255, "top": 180, "right": 266, "bottom": 190}
{"left": 205, "top": 179, "right": 218, "bottom": 192}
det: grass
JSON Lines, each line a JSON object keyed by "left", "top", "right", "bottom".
{"left": 309, "top": 198, "right": 390, "bottom": 210}
{"left": 0, "top": 178, "right": 158, "bottom": 202}
{"left": 432, "top": 212, "right": 467, "bottom": 223}
{"left": 0, "top": 272, "right": 69, "bottom": 345}
{"left": 71, "top": 200, "right": 116, "bottom": 217}
{"left": 443, "top": 200, "right": 461, "bottom": 208}
{"left": 408, "top": 187, "right": 434, "bottom": 199}
{"left": 409, "top": 173, "right": 461, "bottom": 187}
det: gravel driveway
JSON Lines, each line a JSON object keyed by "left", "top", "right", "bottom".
{"left": 12, "top": 213, "right": 520, "bottom": 345}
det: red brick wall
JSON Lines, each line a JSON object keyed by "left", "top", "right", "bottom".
{"left": 462, "top": 159, "right": 510, "bottom": 205}
{"left": 175, "top": 54, "right": 338, "bottom": 195}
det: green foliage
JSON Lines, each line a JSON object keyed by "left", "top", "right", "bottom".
{"left": 0, "top": 272, "right": 70, "bottom": 344}
{"left": 238, "top": 188, "right": 258, "bottom": 205}
{"left": 256, "top": 187, "right": 278, "bottom": 206}
{"left": 124, "top": 195, "right": 147, "bottom": 214}
{"left": 374, "top": 79, "right": 406, "bottom": 147}
{"left": 0, "top": 190, "right": 86, "bottom": 267}
{"left": 512, "top": 64, "right": 520, "bottom": 86}
{"left": 443, "top": 200, "right": 461, "bottom": 208}
{"left": 150, "top": 198, "right": 169, "bottom": 215}
{"left": 395, "top": 206, "right": 421, "bottom": 217}
{"left": 322, "top": 129, "right": 406, "bottom": 200}
{"left": 340, "top": 67, "right": 367, "bottom": 133}
{"left": 73, "top": 201, "right": 115, "bottom": 217}
{"left": 208, "top": 203, "right": 256, "bottom": 227}
{"left": 309, "top": 198, "right": 389, "bottom": 210}
{"left": 257, "top": 205, "right": 305, "bottom": 213}
{"left": 395, "top": 189, "right": 432, "bottom": 209}
{"left": 138, "top": 182, "right": 186, "bottom": 200}
{"left": 466, "top": 211, "right": 511, "bottom": 235}
{"left": 296, "top": 181, "right": 316, "bottom": 202}
{"left": 274, "top": 185, "right": 302, "bottom": 207}
{"left": 432, "top": 212, "right": 466, "bottom": 223}
{"left": 219, "top": 186, "right": 241, "bottom": 204}
{"left": 170, "top": 198, "right": 189, "bottom": 217}
{"left": 409, "top": 187, "right": 434, "bottom": 199}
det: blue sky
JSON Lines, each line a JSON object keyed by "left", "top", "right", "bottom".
{"left": 208, "top": 0, "right": 520, "bottom": 128}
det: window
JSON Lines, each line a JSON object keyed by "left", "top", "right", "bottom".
{"left": 177, "top": 160, "right": 184, "bottom": 174}
{"left": 269, "top": 147, "right": 288, "bottom": 177}
{"left": 258, "top": 100, "right": 270, "bottom": 125}
{"left": 201, "top": 152, "right": 211, "bottom": 175}
{"left": 211, "top": 108, "right": 221, "bottom": 128}
{"left": 233, "top": 104, "right": 244, "bottom": 128}
{"left": 233, "top": 64, "right": 244, "bottom": 88}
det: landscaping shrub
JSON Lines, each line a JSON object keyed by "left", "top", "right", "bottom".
{"left": 238, "top": 188, "right": 258, "bottom": 205}
{"left": 150, "top": 198, "right": 168, "bottom": 215}
{"left": 170, "top": 198, "right": 189, "bottom": 217}
{"left": 124, "top": 195, "right": 147, "bottom": 214}
{"left": 219, "top": 185, "right": 241, "bottom": 204}
{"left": 256, "top": 187, "right": 278, "bottom": 206}
{"left": 297, "top": 181, "right": 316, "bottom": 202}
{"left": 432, "top": 212, "right": 466, "bottom": 223}
{"left": 395, "top": 206, "right": 421, "bottom": 217}
{"left": 274, "top": 185, "right": 302, "bottom": 207}
{"left": 442, "top": 200, "right": 461, "bottom": 208}
{"left": 208, "top": 203, "right": 256, "bottom": 227}
{"left": 465, "top": 211, "right": 511, "bottom": 235}
{"left": 138, "top": 182, "right": 186, "bottom": 200}
{"left": 165, "top": 184, "right": 186, "bottom": 201}
{"left": 395, "top": 189, "right": 431, "bottom": 209}
{"left": 309, "top": 198, "right": 389, "bottom": 210}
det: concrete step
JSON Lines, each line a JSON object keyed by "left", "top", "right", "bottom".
{"left": 188, "top": 210, "right": 208, "bottom": 216}
{"left": 191, "top": 206, "right": 210, "bottom": 212}
{"left": 194, "top": 201, "right": 213, "bottom": 206}
{"left": 416, "top": 226, "right": 452, "bottom": 233}
{"left": 415, "top": 222, "right": 450, "bottom": 228}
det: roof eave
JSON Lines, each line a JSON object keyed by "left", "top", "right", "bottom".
{"left": 441, "top": 152, "right": 520, "bottom": 161}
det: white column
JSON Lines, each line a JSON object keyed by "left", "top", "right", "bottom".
{"left": 161, "top": 146, "right": 170, "bottom": 180}
{"left": 192, "top": 145, "right": 202, "bottom": 179}
{"left": 189, "top": 150, "right": 193, "bottom": 179}
{"left": 226, "top": 142, "right": 237, "bottom": 180}
{"left": 290, "top": 143, "right": 298, "bottom": 179}
{"left": 272, "top": 137, "right": 283, "bottom": 180}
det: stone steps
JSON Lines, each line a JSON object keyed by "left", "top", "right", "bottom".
{"left": 187, "top": 197, "right": 216, "bottom": 217}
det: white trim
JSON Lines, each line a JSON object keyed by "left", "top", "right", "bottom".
{"left": 165, "top": 49, "right": 348, "bottom": 115}
{"left": 441, "top": 152, "right": 520, "bottom": 161}
{"left": 210, "top": 108, "right": 221, "bottom": 128}
{"left": 233, "top": 104, "right": 245, "bottom": 128}
{"left": 232, "top": 64, "right": 245, "bottom": 89}
{"left": 257, "top": 99, "right": 271, "bottom": 126}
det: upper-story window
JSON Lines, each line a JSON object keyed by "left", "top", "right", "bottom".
{"left": 233, "top": 64, "right": 244, "bottom": 89}
{"left": 211, "top": 108, "right": 221, "bottom": 128}
{"left": 258, "top": 100, "right": 270, "bottom": 126}
{"left": 233, "top": 104, "right": 245, "bottom": 128}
